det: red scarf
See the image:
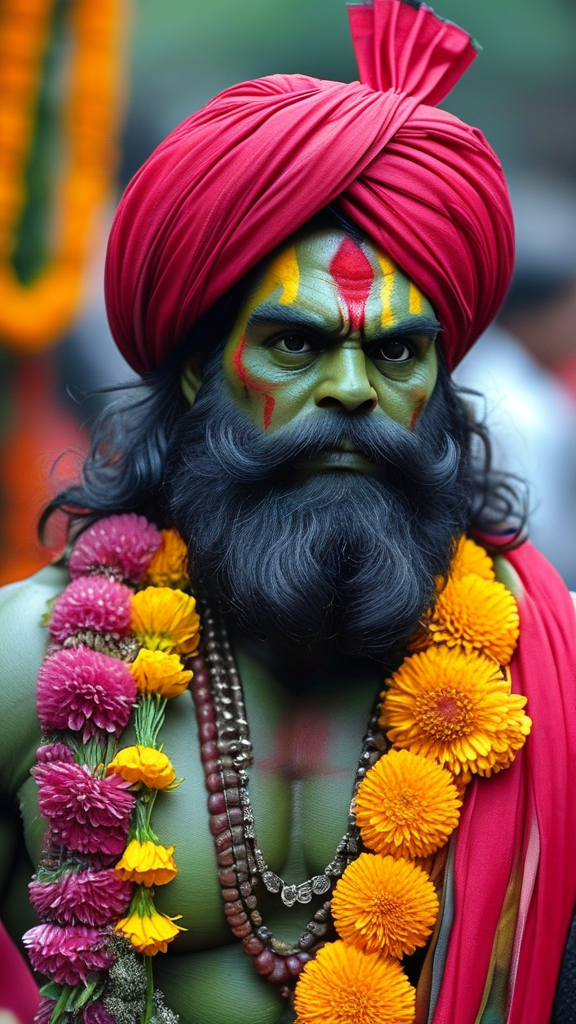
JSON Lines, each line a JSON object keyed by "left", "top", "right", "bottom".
{"left": 431, "top": 541, "right": 576, "bottom": 1023}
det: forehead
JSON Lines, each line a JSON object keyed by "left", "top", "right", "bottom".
{"left": 250, "top": 227, "right": 432, "bottom": 325}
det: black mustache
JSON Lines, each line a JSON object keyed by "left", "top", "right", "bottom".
{"left": 188, "top": 398, "right": 460, "bottom": 492}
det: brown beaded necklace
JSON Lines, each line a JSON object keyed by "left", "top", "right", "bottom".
{"left": 188, "top": 594, "right": 388, "bottom": 1000}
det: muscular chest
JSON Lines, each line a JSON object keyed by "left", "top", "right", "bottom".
{"left": 146, "top": 653, "right": 382, "bottom": 951}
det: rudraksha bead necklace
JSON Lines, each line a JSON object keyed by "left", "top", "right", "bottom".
{"left": 189, "top": 593, "right": 387, "bottom": 999}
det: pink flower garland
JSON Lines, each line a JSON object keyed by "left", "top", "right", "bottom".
{"left": 33, "top": 761, "right": 135, "bottom": 855}
{"left": 26, "top": 513, "right": 193, "bottom": 1023}
{"left": 49, "top": 576, "right": 133, "bottom": 644}
{"left": 68, "top": 514, "right": 161, "bottom": 583}
{"left": 29, "top": 869, "right": 133, "bottom": 927}
{"left": 24, "top": 923, "right": 114, "bottom": 985}
{"left": 37, "top": 646, "right": 137, "bottom": 741}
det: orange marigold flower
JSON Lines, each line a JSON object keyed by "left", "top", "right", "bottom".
{"left": 106, "top": 746, "right": 176, "bottom": 789}
{"left": 131, "top": 587, "right": 200, "bottom": 656}
{"left": 380, "top": 645, "right": 531, "bottom": 778}
{"left": 332, "top": 853, "right": 438, "bottom": 957}
{"left": 355, "top": 749, "right": 461, "bottom": 859}
{"left": 129, "top": 648, "right": 192, "bottom": 699}
{"left": 115, "top": 839, "right": 177, "bottom": 886}
{"left": 429, "top": 574, "right": 519, "bottom": 665}
{"left": 115, "top": 902, "right": 185, "bottom": 955}
{"left": 450, "top": 536, "right": 495, "bottom": 582}
{"left": 294, "top": 940, "right": 415, "bottom": 1024}
{"left": 144, "top": 529, "right": 189, "bottom": 589}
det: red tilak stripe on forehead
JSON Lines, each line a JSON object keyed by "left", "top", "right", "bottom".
{"left": 329, "top": 237, "right": 374, "bottom": 332}
{"left": 232, "top": 334, "right": 276, "bottom": 430}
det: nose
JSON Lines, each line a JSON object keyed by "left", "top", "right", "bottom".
{"left": 314, "top": 346, "right": 378, "bottom": 413}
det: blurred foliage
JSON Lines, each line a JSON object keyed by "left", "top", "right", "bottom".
{"left": 125, "top": 0, "right": 576, "bottom": 176}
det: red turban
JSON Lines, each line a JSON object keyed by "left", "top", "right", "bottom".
{"left": 105, "top": 0, "right": 514, "bottom": 376}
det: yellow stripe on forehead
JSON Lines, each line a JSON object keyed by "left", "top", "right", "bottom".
{"left": 257, "top": 245, "right": 300, "bottom": 307}
{"left": 375, "top": 252, "right": 397, "bottom": 329}
{"left": 409, "top": 281, "right": 424, "bottom": 315}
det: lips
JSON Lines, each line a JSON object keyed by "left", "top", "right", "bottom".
{"left": 296, "top": 444, "right": 375, "bottom": 472}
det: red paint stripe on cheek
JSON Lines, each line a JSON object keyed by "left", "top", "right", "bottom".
{"left": 409, "top": 400, "right": 425, "bottom": 431}
{"left": 232, "top": 334, "right": 276, "bottom": 431}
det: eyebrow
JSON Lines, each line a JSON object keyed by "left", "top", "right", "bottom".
{"left": 379, "top": 315, "right": 442, "bottom": 337}
{"left": 248, "top": 305, "right": 441, "bottom": 338}
{"left": 247, "top": 304, "right": 330, "bottom": 331}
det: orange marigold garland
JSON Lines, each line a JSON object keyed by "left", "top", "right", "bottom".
{"left": 28, "top": 518, "right": 198, "bottom": 1023}
{"left": 294, "top": 535, "right": 530, "bottom": 1022}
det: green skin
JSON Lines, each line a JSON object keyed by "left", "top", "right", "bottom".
{"left": 0, "top": 230, "right": 523, "bottom": 1023}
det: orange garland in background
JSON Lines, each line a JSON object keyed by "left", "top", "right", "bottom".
{"left": 0, "top": 0, "right": 124, "bottom": 351}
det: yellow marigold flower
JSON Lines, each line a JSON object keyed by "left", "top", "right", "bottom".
{"left": 429, "top": 574, "right": 519, "bottom": 665}
{"left": 451, "top": 536, "right": 495, "bottom": 582}
{"left": 131, "top": 586, "right": 200, "bottom": 656}
{"left": 355, "top": 748, "right": 461, "bottom": 859}
{"left": 380, "top": 645, "right": 532, "bottom": 778}
{"left": 115, "top": 903, "right": 185, "bottom": 955}
{"left": 144, "top": 529, "right": 189, "bottom": 589}
{"left": 116, "top": 839, "right": 177, "bottom": 886}
{"left": 332, "top": 853, "right": 438, "bottom": 957}
{"left": 107, "top": 745, "right": 176, "bottom": 789}
{"left": 129, "top": 647, "right": 192, "bottom": 699}
{"left": 294, "top": 940, "right": 415, "bottom": 1024}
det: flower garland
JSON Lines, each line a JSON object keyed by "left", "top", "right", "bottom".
{"left": 28, "top": 524, "right": 532, "bottom": 1024}
{"left": 26, "top": 515, "right": 196, "bottom": 1024}
{"left": 0, "top": 0, "right": 124, "bottom": 351}
{"left": 293, "top": 537, "right": 532, "bottom": 1024}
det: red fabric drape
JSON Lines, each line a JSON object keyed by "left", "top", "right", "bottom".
{"left": 104, "top": 0, "right": 514, "bottom": 376}
{"left": 0, "top": 919, "right": 39, "bottom": 1021}
{"left": 434, "top": 542, "right": 576, "bottom": 1023}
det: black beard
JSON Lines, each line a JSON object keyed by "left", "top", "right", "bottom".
{"left": 165, "top": 359, "right": 473, "bottom": 661}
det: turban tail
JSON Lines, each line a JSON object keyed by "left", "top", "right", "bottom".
{"left": 105, "top": 0, "right": 514, "bottom": 376}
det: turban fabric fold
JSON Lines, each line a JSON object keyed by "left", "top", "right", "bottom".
{"left": 105, "top": 0, "right": 514, "bottom": 376}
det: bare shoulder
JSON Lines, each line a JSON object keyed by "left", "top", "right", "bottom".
{"left": 493, "top": 554, "right": 523, "bottom": 598}
{"left": 0, "top": 563, "right": 68, "bottom": 797}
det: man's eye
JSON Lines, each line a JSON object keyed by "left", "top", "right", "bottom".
{"left": 371, "top": 338, "right": 414, "bottom": 362}
{"left": 272, "top": 333, "right": 313, "bottom": 354}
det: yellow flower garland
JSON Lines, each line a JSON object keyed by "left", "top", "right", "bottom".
{"left": 0, "top": 0, "right": 124, "bottom": 351}
{"left": 294, "top": 536, "right": 532, "bottom": 1022}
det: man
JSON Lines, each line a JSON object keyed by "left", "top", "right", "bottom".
{"left": 1, "top": 2, "right": 576, "bottom": 1023}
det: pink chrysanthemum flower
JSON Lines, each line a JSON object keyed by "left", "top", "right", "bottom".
{"left": 34, "top": 762, "right": 135, "bottom": 855}
{"left": 36, "top": 743, "right": 74, "bottom": 764}
{"left": 37, "top": 646, "right": 137, "bottom": 742}
{"left": 23, "top": 923, "right": 114, "bottom": 986}
{"left": 29, "top": 869, "right": 133, "bottom": 926}
{"left": 35, "top": 997, "right": 55, "bottom": 1024}
{"left": 69, "top": 514, "right": 161, "bottom": 583}
{"left": 82, "top": 1003, "right": 116, "bottom": 1024}
{"left": 49, "top": 576, "right": 133, "bottom": 645}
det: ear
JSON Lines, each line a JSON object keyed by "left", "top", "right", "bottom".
{"left": 180, "top": 356, "right": 203, "bottom": 406}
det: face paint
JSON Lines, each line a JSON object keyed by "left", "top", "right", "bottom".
{"left": 409, "top": 392, "right": 427, "bottom": 430}
{"left": 375, "top": 252, "right": 397, "bottom": 329}
{"left": 229, "top": 248, "right": 302, "bottom": 430}
{"left": 270, "top": 245, "right": 299, "bottom": 306}
{"left": 328, "top": 237, "right": 374, "bottom": 332}
{"left": 232, "top": 334, "right": 276, "bottom": 430}
{"left": 221, "top": 227, "right": 439, "bottom": 435}
{"left": 409, "top": 280, "right": 424, "bottom": 315}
